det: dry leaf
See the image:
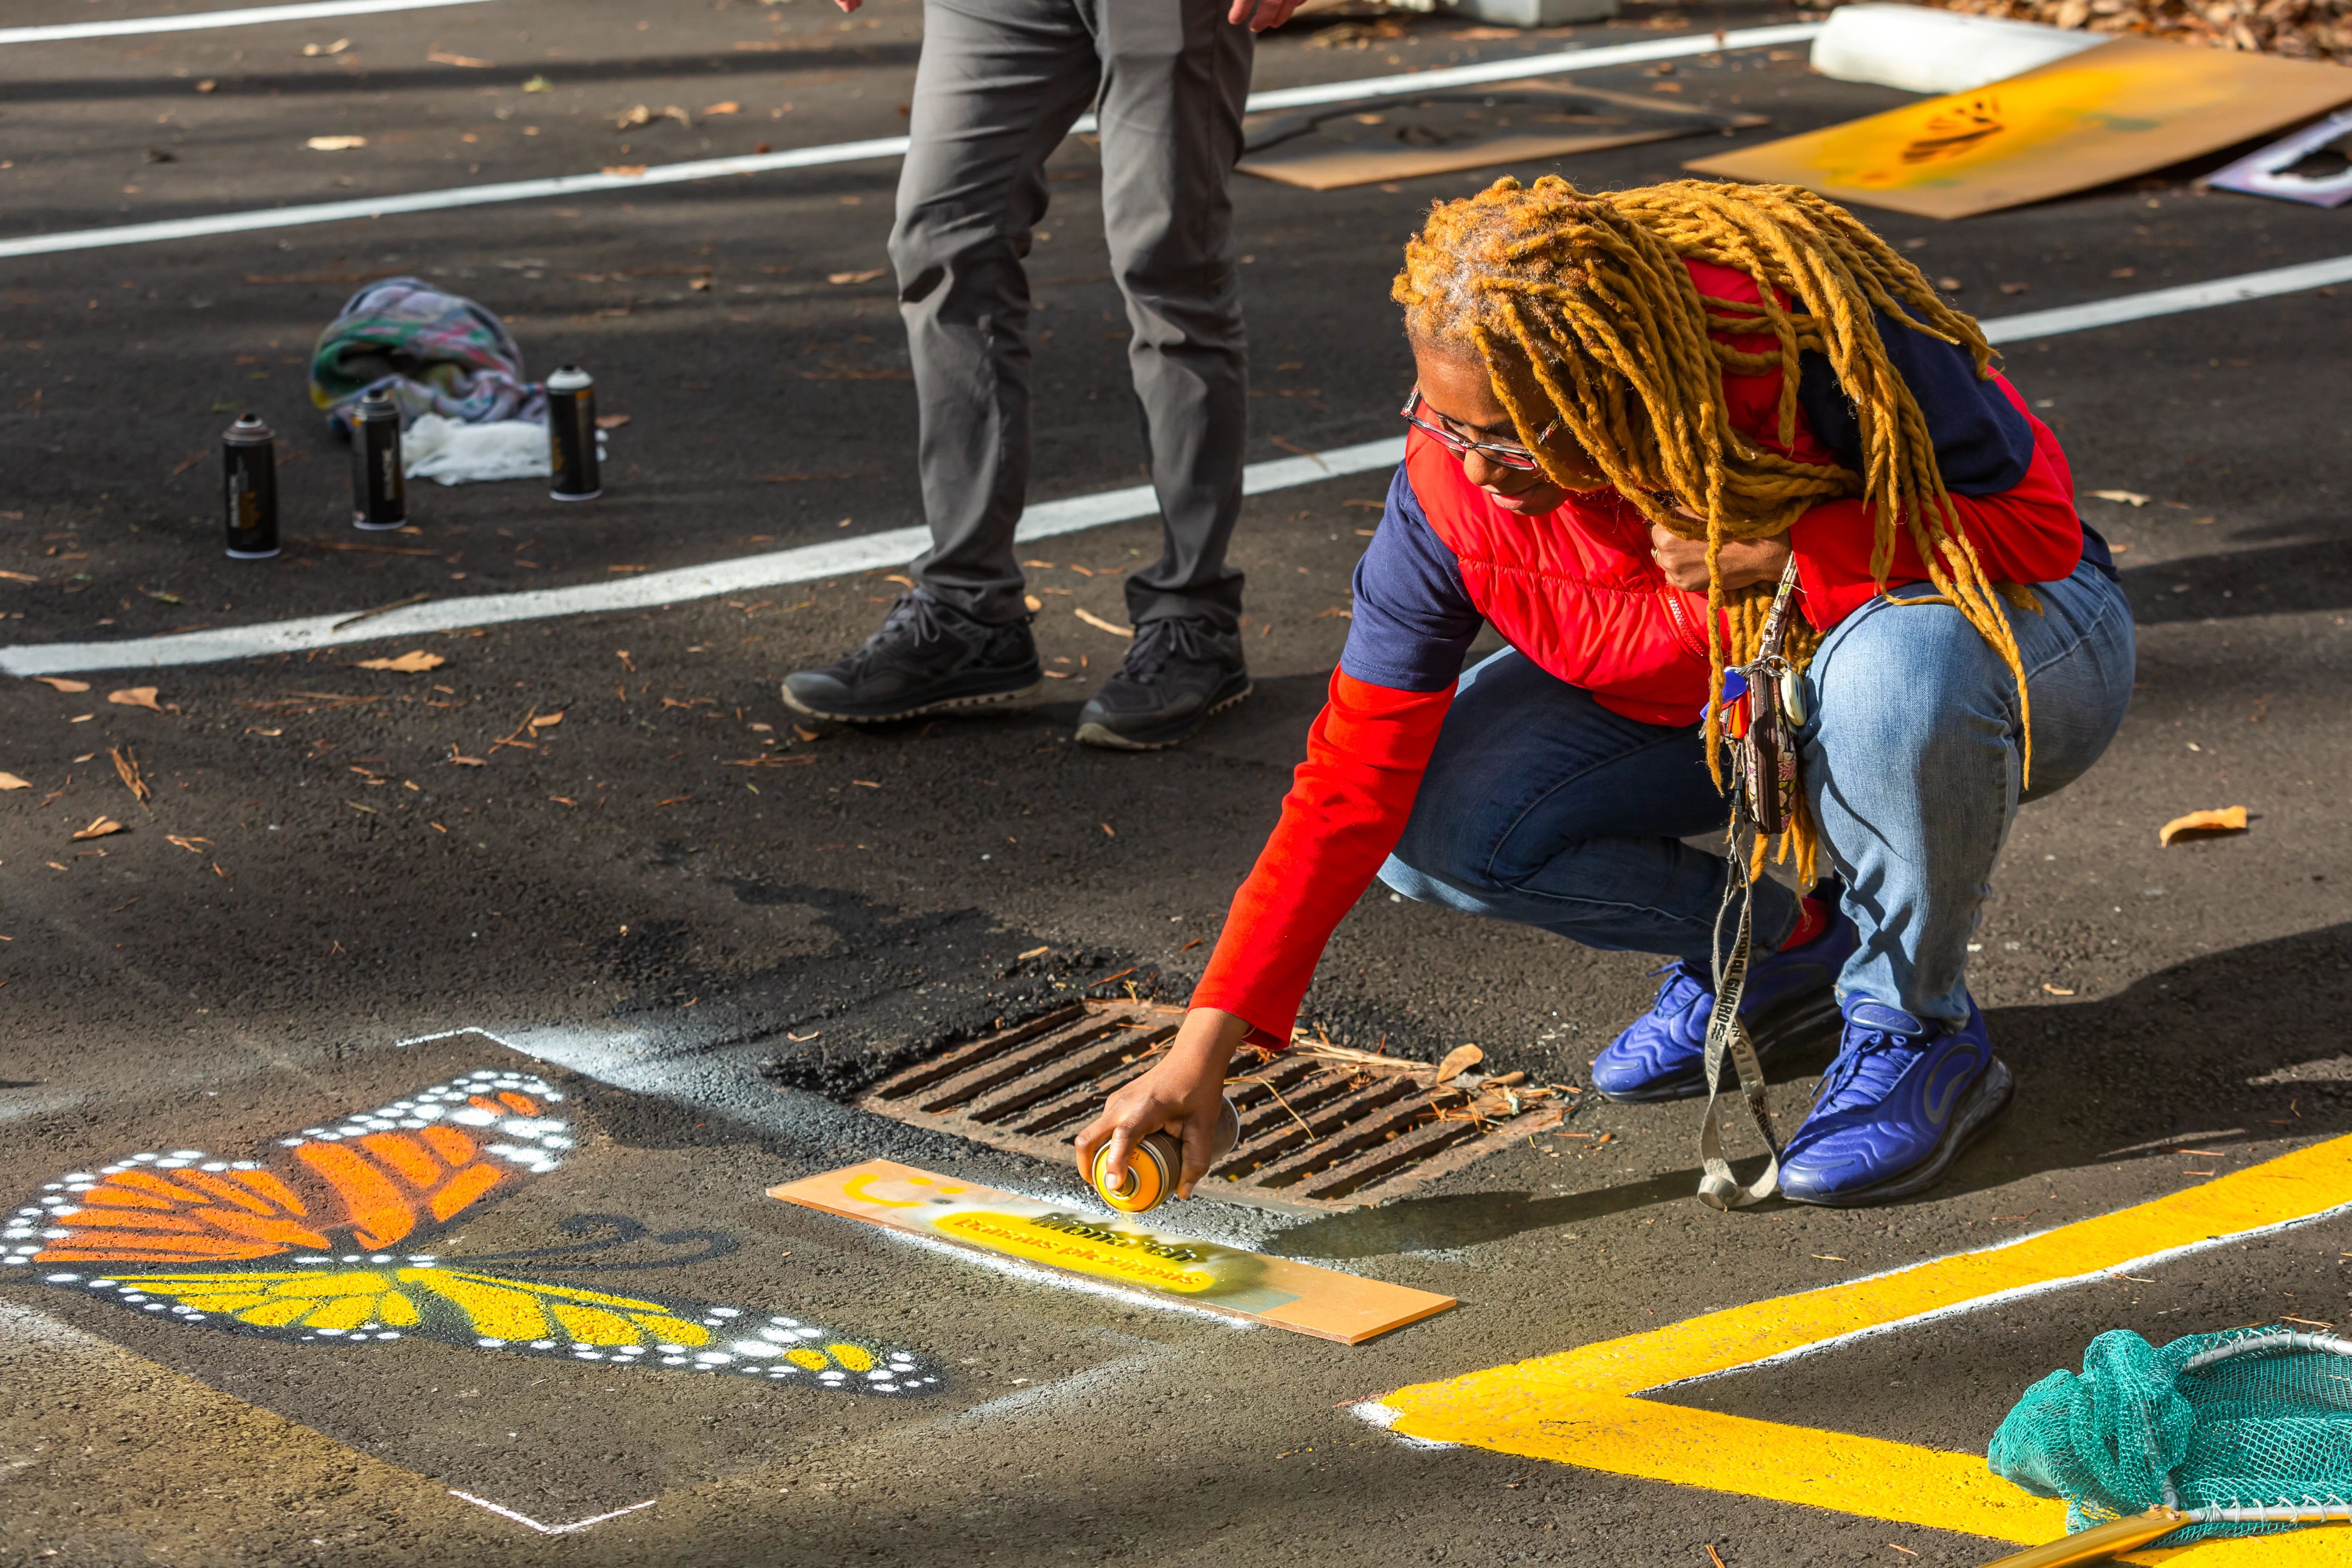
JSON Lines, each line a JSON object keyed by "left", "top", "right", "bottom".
{"left": 2043, "top": 983, "right": 2076, "bottom": 996}
{"left": 301, "top": 37, "right": 350, "bottom": 56}
{"left": 1074, "top": 607, "right": 1134, "bottom": 639}
{"left": 426, "top": 48, "right": 492, "bottom": 67}
{"left": 2090, "top": 489, "right": 2151, "bottom": 506}
{"left": 601, "top": 164, "right": 649, "bottom": 177}
{"left": 107, "top": 687, "right": 164, "bottom": 711}
{"left": 71, "top": 815, "right": 125, "bottom": 841}
{"left": 33, "top": 677, "right": 90, "bottom": 693}
{"left": 528, "top": 711, "right": 565, "bottom": 731}
{"left": 447, "top": 748, "right": 487, "bottom": 766}
{"left": 594, "top": 413, "right": 631, "bottom": 429}
{"left": 0, "top": 772, "right": 28, "bottom": 790}
{"left": 2159, "top": 804, "right": 2248, "bottom": 845}
{"left": 109, "top": 746, "right": 150, "bottom": 808}
{"left": 354, "top": 650, "right": 446, "bottom": 673}
{"left": 1432, "top": 1043, "right": 1484, "bottom": 1085}
{"left": 0, "top": 571, "right": 39, "bottom": 583}
{"left": 1018, "top": 945, "right": 1050, "bottom": 959}
{"left": 826, "top": 268, "right": 886, "bottom": 285}
{"left": 306, "top": 136, "right": 369, "bottom": 152}
{"left": 166, "top": 834, "right": 212, "bottom": 853}
{"left": 701, "top": 100, "right": 741, "bottom": 115}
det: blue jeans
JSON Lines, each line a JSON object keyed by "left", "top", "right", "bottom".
{"left": 1378, "top": 560, "right": 2136, "bottom": 1026}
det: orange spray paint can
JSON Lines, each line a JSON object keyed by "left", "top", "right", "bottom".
{"left": 1090, "top": 1097, "right": 1240, "bottom": 1214}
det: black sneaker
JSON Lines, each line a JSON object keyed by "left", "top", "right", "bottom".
{"left": 1074, "top": 617, "right": 1251, "bottom": 750}
{"left": 782, "top": 590, "right": 1041, "bottom": 722}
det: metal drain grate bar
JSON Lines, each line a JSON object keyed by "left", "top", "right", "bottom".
{"left": 854, "top": 1000, "right": 1560, "bottom": 1213}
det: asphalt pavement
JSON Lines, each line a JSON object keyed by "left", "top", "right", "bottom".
{"left": 3, "top": 1, "right": 2351, "bottom": 1564}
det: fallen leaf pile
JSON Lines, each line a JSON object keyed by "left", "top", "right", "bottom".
{"left": 1874, "top": 0, "right": 2352, "bottom": 65}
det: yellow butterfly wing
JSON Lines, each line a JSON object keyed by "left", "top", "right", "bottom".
{"left": 57, "top": 1266, "right": 939, "bottom": 1395}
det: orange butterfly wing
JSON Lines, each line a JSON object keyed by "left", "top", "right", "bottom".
{"left": 5, "top": 1072, "right": 572, "bottom": 1269}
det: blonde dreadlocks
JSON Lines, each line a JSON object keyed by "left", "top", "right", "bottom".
{"left": 1393, "top": 175, "right": 2034, "bottom": 879}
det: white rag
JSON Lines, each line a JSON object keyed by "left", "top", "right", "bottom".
{"left": 401, "top": 414, "right": 606, "bottom": 487}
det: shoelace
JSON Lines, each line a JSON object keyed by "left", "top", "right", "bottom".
{"left": 1120, "top": 617, "right": 1220, "bottom": 684}
{"left": 843, "top": 592, "right": 955, "bottom": 671}
{"left": 1810, "top": 1025, "right": 1928, "bottom": 1116}
{"left": 1645, "top": 961, "right": 1712, "bottom": 1019}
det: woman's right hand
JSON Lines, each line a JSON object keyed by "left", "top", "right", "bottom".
{"left": 1074, "top": 1008, "right": 1251, "bottom": 1200}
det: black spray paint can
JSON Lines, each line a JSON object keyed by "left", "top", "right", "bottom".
{"left": 350, "top": 388, "right": 406, "bottom": 531}
{"left": 222, "top": 413, "right": 280, "bottom": 560}
{"left": 547, "top": 365, "right": 601, "bottom": 502}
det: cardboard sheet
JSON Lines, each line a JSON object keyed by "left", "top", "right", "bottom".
{"left": 1239, "top": 81, "right": 1764, "bottom": 192}
{"left": 769, "top": 1160, "right": 1456, "bottom": 1344}
{"left": 1685, "top": 37, "right": 2352, "bottom": 219}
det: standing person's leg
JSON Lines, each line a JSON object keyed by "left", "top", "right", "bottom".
{"left": 1779, "top": 559, "right": 2137, "bottom": 1204}
{"left": 1073, "top": 0, "right": 1254, "bottom": 750}
{"left": 783, "top": 0, "right": 1096, "bottom": 724}
{"left": 1377, "top": 651, "right": 1860, "bottom": 1100}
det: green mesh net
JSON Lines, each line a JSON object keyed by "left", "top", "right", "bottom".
{"left": 1990, "top": 1326, "right": 2352, "bottom": 1542}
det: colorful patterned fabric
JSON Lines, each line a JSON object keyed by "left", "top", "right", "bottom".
{"left": 308, "top": 276, "right": 546, "bottom": 429}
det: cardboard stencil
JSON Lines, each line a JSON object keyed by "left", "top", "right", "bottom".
{"left": 768, "top": 1160, "right": 1456, "bottom": 1344}
{"left": 2207, "top": 105, "right": 2352, "bottom": 207}
{"left": 1686, "top": 37, "right": 2352, "bottom": 219}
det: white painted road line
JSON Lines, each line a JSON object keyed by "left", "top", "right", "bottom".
{"left": 2, "top": 250, "right": 2346, "bottom": 680}
{"left": 1979, "top": 249, "right": 2352, "bottom": 343}
{"left": 0, "top": 0, "right": 503, "bottom": 46}
{"left": 1239, "top": 21, "right": 1824, "bottom": 109}
{"left": 0, "top": 437, "right": 1407, "bottom": 676}
{"left": 0, "top": 140, "right": 921, "bottom": 262}
{"left": 0, "top": 24, "right": 1821, "bottom": 261}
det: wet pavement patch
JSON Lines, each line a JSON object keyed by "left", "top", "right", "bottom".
{"left": 0, "top": 1030, "right": 1125, "bottom": 1521}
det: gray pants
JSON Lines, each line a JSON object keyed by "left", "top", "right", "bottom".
{"left": 889, "top": 0, "right": 1252, "bottom": 631}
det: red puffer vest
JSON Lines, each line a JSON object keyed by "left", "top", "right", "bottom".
{"left": 1404, "top": 258, "right": 1846, "bottom": 728}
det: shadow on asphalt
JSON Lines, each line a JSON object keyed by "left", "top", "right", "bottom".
{"left": 1271, "top": 922, "right": 2352, "bottom": 1259}
{"left": 2119, "top": 532, "right": 2352, "bottom": 625}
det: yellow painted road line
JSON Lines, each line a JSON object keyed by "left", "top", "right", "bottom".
{"left": 1380, "top": 1132, "right": 2352, "bottom": 1559}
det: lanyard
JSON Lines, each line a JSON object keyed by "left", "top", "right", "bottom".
{"left": 1695, "top": 554, "right": 1802, "bottom": 1211}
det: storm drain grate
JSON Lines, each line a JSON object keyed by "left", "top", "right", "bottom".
{"left": 855, "top": 1000, "right": 1567, "bottom": 1213}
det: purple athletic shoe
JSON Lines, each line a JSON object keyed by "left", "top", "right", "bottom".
{"left": 1776, "top": 998, "right": 2013, "bottom": 1207}
{"left": 1588, "top": 894, "right": 1860, "bottom": 1103}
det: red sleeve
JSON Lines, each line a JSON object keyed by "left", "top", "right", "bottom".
{"left": 1190, "top": 669, "right": 1453, "bottom": 1049}
{"left": 1788, "top": 376, "right": 2085, "bottom": 631}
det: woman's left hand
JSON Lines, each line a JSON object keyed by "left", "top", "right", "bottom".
{"left": 1649, "top": 522, "right": 1792, "bottom": 594}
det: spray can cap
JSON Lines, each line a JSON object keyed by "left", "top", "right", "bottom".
{"left": 548, "top": 364, "right": 593, "bottom": 391}
{"left": 225, "top": 413, "right": 274, "bottom": 443}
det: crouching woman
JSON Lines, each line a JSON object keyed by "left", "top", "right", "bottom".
{"left": 1077, "top": 177, "right": 2134, "bottom": 1208}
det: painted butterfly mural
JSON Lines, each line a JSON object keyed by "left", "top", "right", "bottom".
{"left": 5, "top": 1069, "right": 939, "bottom": 1397}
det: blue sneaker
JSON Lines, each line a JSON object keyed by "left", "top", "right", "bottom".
{"left": 1777, "top": 998, "right": 2013, "bottom": 1207}
{"left": 1588, "top": 893, "right": 1860, "bottom": 1103}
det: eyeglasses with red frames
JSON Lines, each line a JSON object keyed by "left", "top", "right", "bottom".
{"left": 1399, "top": 386, "right": 1558, "bottom": 472}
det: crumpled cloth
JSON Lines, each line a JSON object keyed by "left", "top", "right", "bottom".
{"left": 309, "top": 276, "right": 547, "bottom": 430}
{"left": 402, "top": 414, "right": 607, "bottom": 487}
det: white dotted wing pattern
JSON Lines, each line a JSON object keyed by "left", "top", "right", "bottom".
{"left": 11, "top": 1070, "right": 943, "bottom": 1398}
